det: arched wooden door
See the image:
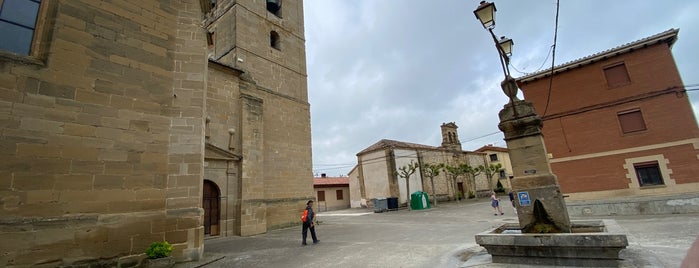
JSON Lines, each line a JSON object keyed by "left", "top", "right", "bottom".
{"left": 203, "top": 180, "right": 220, "bottom": 236}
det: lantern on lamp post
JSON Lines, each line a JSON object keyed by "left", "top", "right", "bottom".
{"left": 474, "top": 1, "right": 519, "bottom": 102}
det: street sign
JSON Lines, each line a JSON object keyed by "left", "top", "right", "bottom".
{"left": 518, "top": 191, "right": 531, "bottom": 206}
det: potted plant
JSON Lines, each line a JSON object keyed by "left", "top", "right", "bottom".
{"left": 143, "top": 241, "right": 174, "bottom": 268}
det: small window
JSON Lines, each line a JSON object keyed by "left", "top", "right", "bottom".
{"left": 0, "top": 0, "right": 41, "bottom": 55}
{"left": 204, "top": 117, "right": 211, "bottom": 139}
{"left": 634, "top": 161, "right": 664, "bottom": 186}
{"left": 206, "top": 31, "right": 214, "bottom": 47}
{"left": 336, "top": 190, "right": 343, "bottom": 200}
{"left": 604, "top": 63, "right": 630, "bottom": 88}
{"left": 199, "top": 0, "right": 215, "bottom": 13}
{"left": 266, "top": 0, "right": 281, "bottom": 17}
{"left": 270, "top": 31, "right": 280, "bottom": 50}
{"left": 489, "top": 154, "right": 498, "bottom": 161}
{"left": 618, "top": 109, "right": 646, "bottom": 134}
{"left": 499, "top": 170, "right": 506, "bottom": 179}
{"left": 317, "top": 191, "right": 325, "bottom": 202}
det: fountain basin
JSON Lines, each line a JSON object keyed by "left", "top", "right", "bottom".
{"left": 475, "top": 219, "right": 628, "bottom": 267}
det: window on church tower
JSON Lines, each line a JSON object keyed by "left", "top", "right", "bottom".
{"left": 270, "top": 31, "right": 280, "bottom": 50}
{"left": 206, "top": 31, "right": 214, "bottom": 48}
{"left": 266, "top": 0, "right": 281, "bottom": 17}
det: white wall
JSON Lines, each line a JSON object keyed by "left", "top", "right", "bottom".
{"left": 394, "top": 149, "right": 423, "bottom": 204}
{"left": 348, "top": 168, "right": 362, "bottom": 208}
{"left": 360, "top": 150, "right": 391, "bottom": 199}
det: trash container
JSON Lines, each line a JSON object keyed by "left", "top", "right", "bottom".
{"left": 373, "top": 198, "right": 387, "bottom": 213}
{"left": 387, "top": 197, "right": 399, "bottom": 210}
{"left": 410, "top": 192, "right": 430, "bottom": 210}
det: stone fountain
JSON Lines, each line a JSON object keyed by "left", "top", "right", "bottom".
{"left": 474, "top": 77, "right": 628, "bottom": 267}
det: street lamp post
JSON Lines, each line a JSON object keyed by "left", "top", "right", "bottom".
{"left": 474, "top": 1, "right": 518, "bottom": 104}
{"left": 473, "top": 1, "right": 572, "bottom": 233}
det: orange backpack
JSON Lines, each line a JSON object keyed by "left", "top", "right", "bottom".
{"left": 300, "top": 209, "right": 308, "bottom": 222}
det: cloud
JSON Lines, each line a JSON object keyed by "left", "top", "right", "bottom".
{"left": 304, "top": 0, "right": 699, "bottom": 176}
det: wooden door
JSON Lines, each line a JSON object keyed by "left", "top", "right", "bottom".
{"left": 203, "top": 180, "right": 220, "bottom": 236}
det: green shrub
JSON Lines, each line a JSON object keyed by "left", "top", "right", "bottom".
{"left": 495, "top": 181, "right": 505, "bottom": 193}
{"left": 468, "top": 191, "right": 475, "bottom": 199}
{"left": 145, "top": 241, "right": 173, "bottom": 259}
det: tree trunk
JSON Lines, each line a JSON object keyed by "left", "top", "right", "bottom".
{"left": 406, "top": 178, "right": 411, "bottom": 210}
{"left": 430, "top": 177, "right": 437, "bottom": 207}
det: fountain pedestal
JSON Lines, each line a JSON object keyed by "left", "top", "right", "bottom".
{"left": 475, "top": 220, "right": 629, "bottom": 267}
{"left": 474, "top": 77, "right": 628, "bottom": 266}
{"left": 497, "top": 90, "right": 571, "bottom": 233}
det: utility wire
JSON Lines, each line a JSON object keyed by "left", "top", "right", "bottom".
{"left": 510, "top": 44, "right": 554, "bottom": 76}
{"left": 460, "top": 130, "right": 502, "bottom": 143}
{"left": 542, "top": 0, "right": 560, "bottom": 117}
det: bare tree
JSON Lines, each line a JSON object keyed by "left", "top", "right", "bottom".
{"left": 443, "top": 164, "right": 467, "bottom": 201}
{"left": 483, "top": 163, "right": 503, "bottom": 191}
{"left": 464, "top": 165, "right": 484, "bottom": 198}
{"left": 421, "top": 162, "right": 443, "bottom": 207}
{"left": 394, "top": 160, "right": 419, "bottom": 210}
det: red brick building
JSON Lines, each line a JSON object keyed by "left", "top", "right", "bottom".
{"left": 516, "top": 29, "right": 699, "bottom": 200}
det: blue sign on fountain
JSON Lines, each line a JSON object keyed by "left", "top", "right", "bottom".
{"left": 518, "top": 192, "right": 531, "bottom": 206}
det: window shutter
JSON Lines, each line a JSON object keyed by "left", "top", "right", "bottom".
{"left": 618, "top": 110, "right": 646, "bottom": 133}
{"left": 604, "top": 63, "right": 630, "bottom": 87}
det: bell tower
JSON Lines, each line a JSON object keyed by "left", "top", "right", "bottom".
{"left": 440, "top": 122, "right": 462, "bottom": 151}
{"left": 203, "top": 0, "right": 313, "bottom": 236}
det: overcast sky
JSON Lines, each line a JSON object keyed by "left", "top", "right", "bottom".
{"left": 302, "top": 0, "right": 699, "bottom": 176}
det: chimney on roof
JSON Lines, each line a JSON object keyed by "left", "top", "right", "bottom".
{"left": 321, "top": 173, "right": 327, "bottom": 178}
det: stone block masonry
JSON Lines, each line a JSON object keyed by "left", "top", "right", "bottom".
{"left": 0, "top": 0, "right": 206, "bottom": 266}
{"left": 1, "top": 0, "right": 315, "bottom": 266}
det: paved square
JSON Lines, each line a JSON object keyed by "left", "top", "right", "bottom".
{"left": 180, "top": 200, "right": 699, "bottom": 267}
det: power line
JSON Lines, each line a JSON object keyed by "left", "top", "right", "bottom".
{"left": 510, "top": 44, "right": 553, "bottom": 76}
{"left": 460, "top": 130, "right": 502, "bottom": 143}
{"left": 542, "top": 0, "right": 560, "bottom": 117}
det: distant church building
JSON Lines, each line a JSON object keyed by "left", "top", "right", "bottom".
{"left": 349, "top": 123, "right": 494, "bottom": 207}
{"left": 0, "top": 0, "right": 312, "bottom": 266}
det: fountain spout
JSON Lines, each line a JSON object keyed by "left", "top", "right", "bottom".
{"left": 522, "top": 199, "right": 568, "bottom": 233}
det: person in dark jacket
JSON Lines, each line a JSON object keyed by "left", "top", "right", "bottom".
{"left": 302, "top": 200, "right": 319, "bottom": 245}
{"left": 509, "top": 191, "right": 518, "bottom": 215}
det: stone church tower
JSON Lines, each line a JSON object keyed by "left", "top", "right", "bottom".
{"left": 201, "top": 0, "right": 313, "bottom": 238}
{"left": 440, "top": 122, "right": 462, "bottom": 151}
{"left": 0, "top": 0, "right": 312, "bottom": 266}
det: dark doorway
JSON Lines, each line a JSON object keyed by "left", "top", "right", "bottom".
{"left": 457, "top": 182, "right": 465, "bottom": 199}
{"left": 203, "top": 180, "right": 221, "bottom": 236}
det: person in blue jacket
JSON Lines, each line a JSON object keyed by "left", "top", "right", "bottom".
{"left": 302, "top": 200, "right": 319, "bottom": 245}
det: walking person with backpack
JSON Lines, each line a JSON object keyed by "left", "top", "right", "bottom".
{"left": 301, "top": 200, "right": 319, "bottom": 246}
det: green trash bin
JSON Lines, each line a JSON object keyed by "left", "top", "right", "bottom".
{"left": 410, "top": 191, "right": 430, "bottom": 210}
